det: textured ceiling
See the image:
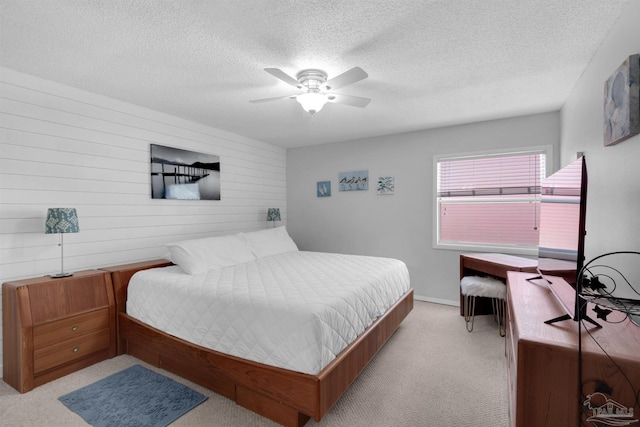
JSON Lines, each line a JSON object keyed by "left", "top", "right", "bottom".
{"left": 0, "top": 0, "right": 629, "bottom": 148}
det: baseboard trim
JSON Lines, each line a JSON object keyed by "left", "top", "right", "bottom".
{"left": 413, "top": 294, "right": 458, "bottom": 307}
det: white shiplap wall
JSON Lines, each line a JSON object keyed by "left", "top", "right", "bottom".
{"left": 0, "top": 67, "right": 287, "bottom": 375}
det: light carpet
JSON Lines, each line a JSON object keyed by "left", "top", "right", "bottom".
{"left": 0, "top": 301, "right": 508, "bottom": 426}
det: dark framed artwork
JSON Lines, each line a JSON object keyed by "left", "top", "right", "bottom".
{"left": 604, "top": 54, "right": 639, "bottom": 146}
{"left": 150, "top": 144, "right": 220, "bottom": 200}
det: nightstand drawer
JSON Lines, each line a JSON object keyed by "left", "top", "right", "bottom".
{"left": 33, "top": 308, "right": 110, "bottom": 349}
{"left": 34, "top": 328, "right": 111, "bottom": 374}
{"left": 3, "top": 270, "right": 116, "bottom": 393}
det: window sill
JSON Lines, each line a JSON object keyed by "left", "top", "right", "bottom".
{"left": 433, "top": 242, "right": 538, "bottom": 257}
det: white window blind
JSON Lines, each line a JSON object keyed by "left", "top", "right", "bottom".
{"left": 435, "top": 149, "right": 548, "bottom": 253}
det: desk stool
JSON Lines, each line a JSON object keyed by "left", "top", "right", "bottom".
{"left": 461, "top": 275, "right": 506, "bottom": 336}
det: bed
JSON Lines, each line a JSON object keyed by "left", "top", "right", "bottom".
{"left": 102, "top": 227, "right": 413, "bottom": 426}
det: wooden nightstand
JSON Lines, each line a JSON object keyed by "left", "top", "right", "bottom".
{"left": 2, "top": 270, "right": 117, "bottom": 393}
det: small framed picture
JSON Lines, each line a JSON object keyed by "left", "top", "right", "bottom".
{"left": 317, "top": 181, "right": 331, "bottom": 197}
{"left": 339, "top": 170, "right": 368, "bottom": 191}
{"left": 377, "top": 176, "right": 394, "bottom": 195}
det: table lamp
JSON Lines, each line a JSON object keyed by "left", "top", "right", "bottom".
{"left": 267, "top": 208, "right": 281, "bottom": 228}
{"left": 45, "top": 208, "right": 79, "bottom": 278}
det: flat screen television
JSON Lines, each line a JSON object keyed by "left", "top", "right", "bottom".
{"left": 534, "top": 156, "right": 600, "bottom": 327}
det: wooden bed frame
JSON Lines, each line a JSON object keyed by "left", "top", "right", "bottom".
{"left": 101, "top": 259, "right": 414, "bottom": 427}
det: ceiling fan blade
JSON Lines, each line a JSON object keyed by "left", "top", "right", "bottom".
{"left": 326, "top": 93, "right": 371, "bottom": 108}
{"left": 250, "top": 94, "right": 297, "bottom": 103}
{"left": 323, "top": 67, "right": 368, "bottom": 91}
{"left": 264, "top": 68, "right": 301, "bottom": 88}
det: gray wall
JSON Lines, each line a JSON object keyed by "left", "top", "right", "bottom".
{"left": 560, "top": 0, "right": 640, "bottom": 282}
{"left": 287, "top": 112, "right": 561, "bottom": 303}
{"left": 287, "top": 0, "right": 640, "bottom": 305}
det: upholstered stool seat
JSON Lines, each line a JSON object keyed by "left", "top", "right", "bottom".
{"left": 461, "top": 275, "right": 506, "bottom": 336}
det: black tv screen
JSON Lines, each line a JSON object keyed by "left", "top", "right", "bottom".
{"left": 536, "top": 156, "right": 588, "bottom": 286}
{"left": 535, "top": 156, "right": 600, "bottom": 326}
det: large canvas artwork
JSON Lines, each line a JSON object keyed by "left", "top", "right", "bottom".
{"left": 604, "top": 54, "right": 640, "bottom": 146}
{"left": 150, "top": 144, "right": 221, "bottom": 200}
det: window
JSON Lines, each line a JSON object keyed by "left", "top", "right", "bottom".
{"left": 434, "top": 146, "right": 552, "bottom": 255}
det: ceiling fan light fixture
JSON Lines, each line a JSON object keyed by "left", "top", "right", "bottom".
{"left": 252, "top": 67, "right": 370, "bottom": 113}
{"left": 296, "top": 92, "right": 327, "bottom": 114}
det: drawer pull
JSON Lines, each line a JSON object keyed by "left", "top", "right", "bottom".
{"left": 72, "top": 345, "right": 80, "bottom": 353}
{"left": 71, "top": 324, "right": 79, "bottom": 332}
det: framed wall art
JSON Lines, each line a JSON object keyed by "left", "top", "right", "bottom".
{"left": 338, "top": 170, "right": 368, "bottom": 191}
{"left": 377, "top": 176, "right": 394, "bottom": 195}
{"left": 604, "top": 54, "right": 639, "bottom": 146}
{"left": 150, "top": 144, "right": 221, "bottom": 200}
{"left": 317, "top": 181, "right": 331, "bottom": 197}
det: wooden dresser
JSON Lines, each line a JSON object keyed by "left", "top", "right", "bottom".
{"left": 2, "top": 270, "right": 117, "bottom": 393}
{"left": 506, "top": 271, "right": 640, "bottom": 426}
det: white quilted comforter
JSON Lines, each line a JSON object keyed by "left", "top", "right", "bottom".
{"left": 126, "top": 251, "right": 411, "bottom": 375}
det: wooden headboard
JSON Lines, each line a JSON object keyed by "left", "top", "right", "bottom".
{"left": 100, "top": 259, "right": 172, "bottom": 311}
{"left": 99, "top": 259, "right": 172, "bottom": 353}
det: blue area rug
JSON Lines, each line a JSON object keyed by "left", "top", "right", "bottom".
{"left": 59, "top": 365, "right": 207, "bottom": 427}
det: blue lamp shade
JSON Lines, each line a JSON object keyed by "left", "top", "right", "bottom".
{"left": 45, "top": 208, "right": 79, "bottom": 234}
{"left": 267, "top": 208, "right": 281, "bottom": 222}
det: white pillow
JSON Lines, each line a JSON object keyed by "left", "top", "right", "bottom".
{"left": 166, "top": 234, "right": 256, "bottom": 275}
{"left": 239, "top": 226, "right": 298, "bottom": 258}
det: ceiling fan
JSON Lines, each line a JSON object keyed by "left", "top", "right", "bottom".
{"left": 250, "top": 67, "right": 370, "bottom": 114}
